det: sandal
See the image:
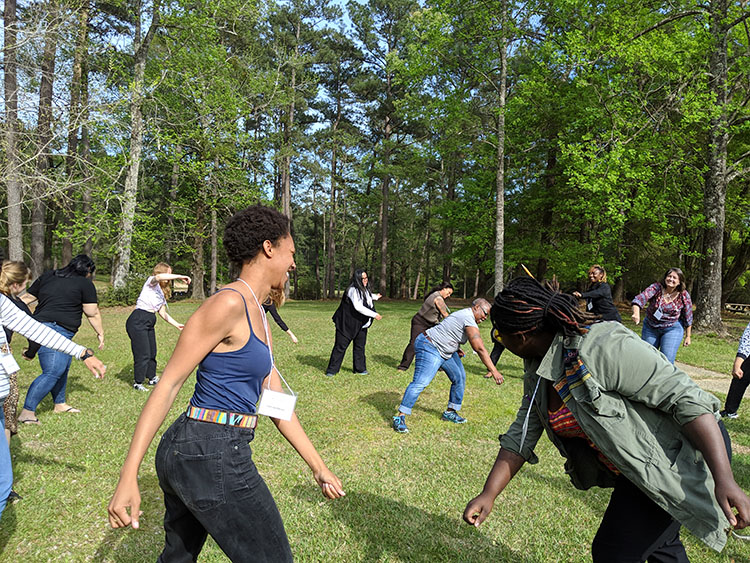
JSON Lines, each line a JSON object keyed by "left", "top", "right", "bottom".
{"left": 18, "top": 418, "right": 40, "bottom": 425}
{"left": 54, "top": 406, "right": 81, "bottom": 414}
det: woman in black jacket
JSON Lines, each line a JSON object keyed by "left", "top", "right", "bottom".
{"left": 325, "top": 270, "right": 381, "bottom": 377}
{"left": 572, "top": 265, "right": 621, "bottom": 322}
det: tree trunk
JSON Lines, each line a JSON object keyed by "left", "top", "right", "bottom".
{"left": 694, "top": 0, "right": 728, "bottom": 335}
{"left": 326, "top": 138, "right": 338, "bottom": 298}
{"left": 112, "top": 0, "right": 161, "bottom": 288}
{"left": 4, "top": 0, "right": 22, "bottom": 260}
{"left": 210, "top": 159, "right": 218, "bottom": 295}
{"left": 31, "top": 10, "right": 59, "bottom": 276}
{"left": 191, "top": 200, "right": 206, "bottom": 300}
{"left": 493, "top": 0, "right": 508, "bottom": 295}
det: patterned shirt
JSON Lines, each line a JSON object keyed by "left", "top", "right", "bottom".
{"left": 632, "top": 282, "right": 693, "bottom": 329}
{"left": 737, "top": 322, "right": 750, "bottom": 360}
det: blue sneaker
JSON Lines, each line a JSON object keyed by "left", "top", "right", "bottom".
{"left": 325, "top": 372, "right": 336, "bottom": 378}
{"left": 392, "top": 415, "right": 409, "bottom": 433}
{"left": 354, "top": 370, "right": 369, "bottom": 376}
{"left": 441, "top": 410, "right": 467, "bottom": 424}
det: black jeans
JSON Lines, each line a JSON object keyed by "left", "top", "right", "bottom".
{"left": 398, "top": 314, "right": 432, "bottom": 370}
{"left": 126, "top": 309, "right": 157, "bottom": 384}
{"left": 155, "top": 414, "right": 293, "bottom": 563}
{"left": 724, "top": 357, "right": 750, "bottom": 414}
{"left": 326, "top": 327, "right": 368, "bottom": 375}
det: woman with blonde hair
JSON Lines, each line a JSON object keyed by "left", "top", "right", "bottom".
{"left": 262, "top": 288, "right": 298, "bottom": 343}
{"left": 126, "top": 263, "right": 191, "bottom": 391}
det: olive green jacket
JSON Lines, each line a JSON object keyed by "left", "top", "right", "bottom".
{"left": 499, "top": 322, "right": 729, "bottom": 552}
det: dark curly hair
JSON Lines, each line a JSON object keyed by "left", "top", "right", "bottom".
{"left": 492, "top": 276, "right": 598, "bottom": 338}
{"left": 224, "top": 205, "right": 290, "bottom": 267}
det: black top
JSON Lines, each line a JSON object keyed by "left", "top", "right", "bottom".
{"left": 28, "top": 270, "right": 98, "bottom": 333}
{"left": 580, "top": 282, "right": 622, "bottom": 322}
{"left": 332, "top": 292, "right": 376, "bottom": 339}
{"left": 262, "top": 300, "right": 289, "bottom": 332}
{"left": 3, "top": 294, "right": 32, "bottom": 343}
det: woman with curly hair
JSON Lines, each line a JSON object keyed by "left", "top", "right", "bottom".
{"left": 464, "top": 276, "right": 748, "bottom": 561}
{"left": 109, "top": 204, "right": 344, "bottom": 562}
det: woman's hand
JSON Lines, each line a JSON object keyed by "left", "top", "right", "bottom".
{"left": 314, "top": 467, "right": 345, "bottom": 499}
{"left": 683, "top": 335, "right": 691, "bottom": 347}
{"left": 108, "top": 478, "right": 143, "bottom": 529}
{"left": 715, "top": 479, "right": 750, "bottom": 529}
{"left": 287, "top": 330, "right": 298, "bottom": 343}
{"left": 97, "top": 333, "right": 105, "bottom": 350}
{"left": 83, "top": 355, "right": 106, "bottom": 379}
{"left": 732, "top": 358, "right": 744, "bottom": 380}
{"left": 572, "top": 291, "right": 582, "bottom": 298}
{"left": 631, "top": 306, "right": 641, "bottom": 325}
{"left": 375, "top": 314, "right": 383, "bottom": 321}
{"left": 180, "top": 276, "right": 192, "bottom": 284}
{"left": 463, "top": 492, "right": 495, "bottom": 528}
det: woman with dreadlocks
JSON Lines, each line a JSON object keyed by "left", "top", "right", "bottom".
{"left": 463, "top": 276, "right": 749, "bottom": 561}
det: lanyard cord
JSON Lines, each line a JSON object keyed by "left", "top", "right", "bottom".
{"left": 235, "top": 278, "right": 294, "bottom": 395}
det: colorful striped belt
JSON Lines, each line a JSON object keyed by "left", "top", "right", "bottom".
{"left": 186, "top": 405, "right": 258, "bottom": 429}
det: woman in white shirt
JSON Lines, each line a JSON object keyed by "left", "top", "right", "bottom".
{"left": 126, "top": 263, "right": 190, "bottom": 391}
{"left": 325, "top": 269, "right": 382, "bottom": 377}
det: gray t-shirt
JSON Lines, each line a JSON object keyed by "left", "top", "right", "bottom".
{"left": 425, "top": 308, "right": 477, "bottom": 359}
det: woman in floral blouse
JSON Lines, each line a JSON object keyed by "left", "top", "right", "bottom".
{"left": 631, "top": 267, "right": 693, "bottom": 364}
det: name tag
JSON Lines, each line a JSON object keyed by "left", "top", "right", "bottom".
{"left": 0, "top": 354, "right": 20, "bottom": 374}
{"left": 653, "top": 308, "right": 664, "bottom": 320}
{"left": 586, "top": 301, "right": 593, "bottom": 311}
{"left": 257, "top": 388, "right": 297, "bottom": 421}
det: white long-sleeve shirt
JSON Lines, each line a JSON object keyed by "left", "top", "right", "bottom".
{"left": 0, "top": 293, "right": 85, "bottom": 399}
{"left": 347, "top": 287, "right": 379, "bottom": 329}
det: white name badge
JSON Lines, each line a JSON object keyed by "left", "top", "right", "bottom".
{"left": 257, "top": 388, "right": 297, "bottom": 421}
{"left": 586, "top": 301, "right": 593, "bottom": 311}
{"left": 0, "top": 354, "right": 20, "bottom": 374}
{"left": 653, "top": 308, "right": 664, "bottom": 320}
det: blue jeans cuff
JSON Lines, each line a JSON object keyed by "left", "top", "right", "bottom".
{"left": 398, "top": 405, "right": 413, "bottom": 415}
{"left": 447, "top": 402, "right": 461, "bottom": 412}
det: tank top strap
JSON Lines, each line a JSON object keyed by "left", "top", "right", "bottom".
{"left": 215, "top": 287, "right": 254, "bottom": 336}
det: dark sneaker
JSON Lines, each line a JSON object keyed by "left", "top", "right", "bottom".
{"left": 720, "top": 410, "right": 739, "bottom": 419}
{"left": 148, "top": 376, "right": 160, "bottom": 385}
{"left": 133, "top": 383, "right": 149, "bottom": 392}
{"left": 7, "top": 490, "right": 22, "bottom": 503}
{"left": 441, "top": 410, "right": 467, "bottom": 424}
{"left": 392, "top": 415, "right": 409, "bottom": 433}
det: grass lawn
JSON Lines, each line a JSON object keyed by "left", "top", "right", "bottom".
{"left": 1, "top": 299, "right": 749, "bottom": 562}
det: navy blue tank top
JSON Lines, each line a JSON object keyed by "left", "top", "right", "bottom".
{"left": 190, "top": 288, "right": 273, "bottom": 414}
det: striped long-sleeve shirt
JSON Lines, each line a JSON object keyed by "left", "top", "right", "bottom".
{"left": 0, "top": 293, "right": 85, "bottom": 399}
{"left": 738, "top": 322, "right": 750, "bottom": 360}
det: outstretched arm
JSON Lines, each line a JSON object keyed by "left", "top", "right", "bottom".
{"left": 466, "top": 326, "right": 503, "bottom": 384}
{"left": 463, "top": 448, "right": 525, "bottom": 527}
{"left": 157, "top": 304, "right": 184, "bottom": 330}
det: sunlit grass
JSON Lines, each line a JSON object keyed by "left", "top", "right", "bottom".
{"left": 0, "top": 300, "right": 748, "bottom": 562}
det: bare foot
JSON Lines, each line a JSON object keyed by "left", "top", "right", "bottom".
{"left": 53, "top": 404, "right": 81, "bottom": 414}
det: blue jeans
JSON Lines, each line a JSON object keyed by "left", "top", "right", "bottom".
{"left": 155, "top": 414, "right": 293, "bottom": 562}
{"left": 23, "top": 323, "right": 75, "bottom": 411}
{"left": 398, "top": 334, "right": 465, "bottom": 415}
{"left": 641, "top": 321, "right": 684, "bottom": 364}
{"left": 0, "top": 405, "right": 11, "bottom": 521}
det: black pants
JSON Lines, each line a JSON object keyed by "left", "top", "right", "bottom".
{"left": 398, "top": 314, "right": 432, "bottom": 370}
{"left": 155, "top": 414, "right": 293, "bottom": 563}
{"left": 126, "top": 309, "right": 157, "bottom": 384}
{"left": 592, "top": 475, "right": 688, "bottom": 562}
{"left": 724, "top": 357, "right": 750, "bottom": 414}
{"left": 326, "top": 327, "right": 368, "bottom": 375}
{"left": 490, "top": 342, "right": 505, "bottom": 366}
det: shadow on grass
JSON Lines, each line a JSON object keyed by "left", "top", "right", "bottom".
{"left": 371, "top": 353, "right": 399, "bottom": 368}
{"left": 362, "top": 391, "right": 443, "bottom": 423}
{"left": 93, "top": 473, "right": 163, "bottom": 562}
{"left": 292, "top": 486, "right": 536, "bottom": 562}
{"left": 113, "top": 365, "right": 135, "bottom": 386}
{"left": 297, "top": 354, "right": 329, "bottom": 372}
{"left": 0, "top": 499, "right": 17, "bottom": 554}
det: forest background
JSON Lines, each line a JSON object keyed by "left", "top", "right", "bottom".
{"left": 2, "top": 0, "right": 749, "bottom": 333}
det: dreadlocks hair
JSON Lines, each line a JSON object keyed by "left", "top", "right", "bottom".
{"left": 491, "top": 276, "right": 599, "bottom": 338}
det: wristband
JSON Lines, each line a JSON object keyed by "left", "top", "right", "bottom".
{"left": 80, "top": 348, "right": 95, "bottom": 361}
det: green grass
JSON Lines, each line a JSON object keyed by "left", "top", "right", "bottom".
{"left": 1, "top": 300, "right": 749, "bottom": 562}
